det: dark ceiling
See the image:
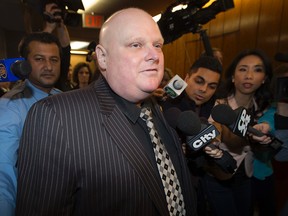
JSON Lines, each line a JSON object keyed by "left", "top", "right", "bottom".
{"left": 0, "top": 0, "right": 176, "bottom": 44}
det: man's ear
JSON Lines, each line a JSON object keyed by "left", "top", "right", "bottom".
{"left": 95, "top": 45, "right": 107, "bottom": 71}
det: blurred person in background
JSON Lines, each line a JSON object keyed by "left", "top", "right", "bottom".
{"left": 72, "top": 62, "right": 93, "bottom": 89}
{"left": 201, "top": 47, "right": 223, "bottom": 65}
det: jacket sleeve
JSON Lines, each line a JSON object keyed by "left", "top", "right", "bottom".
{"left": 16, "top": 100, "right": 75, "bottom": 215}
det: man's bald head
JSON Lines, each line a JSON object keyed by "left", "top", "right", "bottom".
{"left": 99, "top": 8, "right": 162, "bottom": 48}
{"left": 95, "top": 7, "right": 165, "bottom": 103}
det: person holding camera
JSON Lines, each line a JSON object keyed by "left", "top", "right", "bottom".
{"left": 43, "top": 2, "right": 72, "bottom": 91}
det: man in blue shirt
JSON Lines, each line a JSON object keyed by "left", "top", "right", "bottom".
{"left": 0, "top": 31, "right": 62, "bottom": 215}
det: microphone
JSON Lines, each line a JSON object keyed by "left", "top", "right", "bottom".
{"left": 176, "top": 111, "right": 220, "bottom": 151}
{"left": 163, "top": 74, "right": 187, "bottom": 99}
{"left": 10, "top": 60, "right": 32, "bottom": 79}
{"left": 0, "top": 58, "right": 31, "bottom": 82}
{"left": 163, "top": 107, "right": 184, "bottom": 129}
{"left": 164, "top": 107, "right": 220, "bottom": 150}
{"left": 211, "top": 104, "right": 264, "bottom": 137}
{"left": 164, "top": 108, "right": 237, "bottom": 173}
{"left": 211, "top": 104, "right": 283, "bottom": 151}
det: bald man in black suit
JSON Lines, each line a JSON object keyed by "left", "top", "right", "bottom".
{"left": 16, "top": 8, "right": 197, "bottom": 215}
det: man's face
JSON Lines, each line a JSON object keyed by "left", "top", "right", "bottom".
{"left": 185, "top": 68, "right": 220, "bottom": 105}
{"left": 96, "top": 9, "right": 164, "bottom": 103}
{"left": 27, "top": 41, "right": 60, "bottom": 92}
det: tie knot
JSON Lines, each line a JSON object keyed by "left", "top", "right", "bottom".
{"left": 140, "top": 107, "right": 152, "bottom": 121}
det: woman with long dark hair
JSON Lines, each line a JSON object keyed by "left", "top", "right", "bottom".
{"left": 204, "top": 49, "right": 273, "bottom": 216}
{"left": 72, "top": 62, "right": 93, "bottom": 89}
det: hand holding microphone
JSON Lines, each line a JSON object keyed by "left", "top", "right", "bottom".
{"left": 164, "top": 107, "right": 218, "bottom": 152}
{"left": 211, "top": 104, "right": 283, "bottom": 150}
{"left": 252, "top": 122, "right": 272, "bottom": 144}
{"left": 176, "top": 111, "right": 236, "bottom": 173}
{"left": 211, "top": 104, "right": 264, "bottom": 137}
{"left": 164, "top": 108, "right": 237, "bottom": 173}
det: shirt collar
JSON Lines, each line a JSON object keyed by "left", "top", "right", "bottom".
{"left": 26, "top": 79, "right": 61, "bottom": 100}
{"left": 25, "top": 79, "right": 61, "bottom": 93}
{"left": 111, "top": 90, "right": 155, "bottom": 124}
{"left": 111, "top": 90, "right": 141, "bottom": 124}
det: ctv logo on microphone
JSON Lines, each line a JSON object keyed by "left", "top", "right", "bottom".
{"left": 236, "top": 108, "right": 251, "bottom": 137}
{"left": 192, "top": 130, "right": 217, "bottom": 149}
{"left": 187, "top": 124, "right": 220, "bottom": 151}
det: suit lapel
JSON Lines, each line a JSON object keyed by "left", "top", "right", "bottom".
{"left": 94, "top": 77, "right": 169, "bottom": 215}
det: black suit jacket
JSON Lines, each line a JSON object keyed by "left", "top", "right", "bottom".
{"left": 16, "top": 77, "right": 197, "bottom": 216}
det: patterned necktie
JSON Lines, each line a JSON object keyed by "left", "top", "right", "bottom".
{"left": 140, "top": 107, "right": 186, "bottom": 216}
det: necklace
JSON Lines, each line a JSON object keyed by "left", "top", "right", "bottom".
{"left": 227, "top": 94, "right": 254, "bottom": 110}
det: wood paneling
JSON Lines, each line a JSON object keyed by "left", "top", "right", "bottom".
{"left": 278, "top": 0, "right": 288, "bottom": 53}
{"left": 256, "top": 0, "right": 283, "bottom": 56}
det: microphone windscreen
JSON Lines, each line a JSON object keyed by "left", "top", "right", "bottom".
{"left": 164, "top": 107, "right": 182, "bottom": 129}
{"left": 177, "top": 110, "right": 201, "bottom": 135}
{"left": 10, "top": 60, "right": 31, "bottom": 79}
{"left": 211, "top": 104, "right": 236, "bottom": 125}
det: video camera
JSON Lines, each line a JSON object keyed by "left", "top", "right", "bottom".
{"left": 86, "top": 41, "right": 96, "bottom": 62}
{"left": 157, "top": 0, "right": 235, "bottom": 44}
{"left": 42, "top": 0, "right": 84, "bottom": 26}
{"left": 0, "top": 58, "right": 31, "bottom": 82}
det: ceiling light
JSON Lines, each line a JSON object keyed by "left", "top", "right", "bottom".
{"left": 80, "top": 0, "right": 98, "bottom": 12}
{"left": 70, "top": 50, "right": 89, "bottom": 55}
{"left": 70, "top": 41, "right": 90, "bottom": 50}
